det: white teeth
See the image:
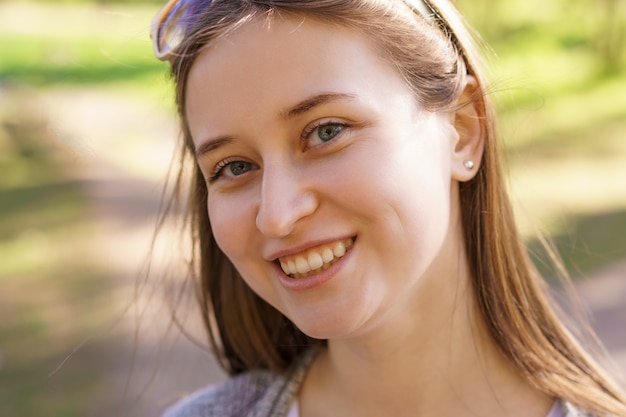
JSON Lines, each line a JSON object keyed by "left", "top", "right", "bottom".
{"left": 287, "top": 260, "right": 296, "bottom": 275}
{"left": 333, "top": 242, "right": 346, "bottom": 257}
{"left": 278, "top": 238, "right": 354, "bottom": 278}
{"left": 295, "top": 257, "right": 309, "bottom": 274}
{"left": 307, "top": 252, "right": 324, "bottom": 270}
{"left": 321, "top": 247, "right": 334, "bottom": 263}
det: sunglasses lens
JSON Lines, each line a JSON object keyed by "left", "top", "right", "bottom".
{"left": 155, "top": 0, "right": 209, "bottom": 58}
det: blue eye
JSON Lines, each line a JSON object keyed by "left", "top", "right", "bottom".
{"left": 317, "top": 124, "right": 343, "bottom": 142}
{"left": 209, "top": 159, "right": 256, "bottom": 183}
{"left": 227, "top": 161, "right": 253, "bottom": 176}
{"left": 304, "top": 121, "right": 347, "bottom": 146}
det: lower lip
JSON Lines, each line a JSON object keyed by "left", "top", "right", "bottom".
{"left": 276, "top": 241, "right": 355, "bottom": 292}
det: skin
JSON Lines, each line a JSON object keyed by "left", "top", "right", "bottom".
{"left": 186, "top": 15, "right": 551, "bottom": 417}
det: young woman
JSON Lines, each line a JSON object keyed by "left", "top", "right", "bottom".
{"left": 150, "top": 0, "right": 626, "bottom": 416}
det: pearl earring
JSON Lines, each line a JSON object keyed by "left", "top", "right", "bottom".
{"left": 463, "top": 160, "right": 475, "bottom": 170}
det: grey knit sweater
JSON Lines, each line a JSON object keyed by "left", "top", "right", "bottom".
{"left": 162, "top": 349, "right": 316, "bottom": 417}
{"left": 162, "top": 348, "right": 594, "bottom": 417}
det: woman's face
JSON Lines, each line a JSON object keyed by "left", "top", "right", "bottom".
{"left": 186, "top": 16, "right": 466, "bottom": 340}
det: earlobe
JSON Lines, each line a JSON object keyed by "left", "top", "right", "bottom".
{"left": 451, "top": 75, "right": 485, "bottom": 182}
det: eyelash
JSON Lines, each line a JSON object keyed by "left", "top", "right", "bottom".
{"left": 208, "top": 157, "right": 246, "bottom": 183}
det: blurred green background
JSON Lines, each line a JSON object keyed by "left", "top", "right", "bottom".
{"left": 0, "top": 0, "right": 625, "bottom": 416}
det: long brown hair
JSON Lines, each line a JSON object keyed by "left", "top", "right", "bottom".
{"left": 162, "top": 0, "right": 626, "bottom": 415}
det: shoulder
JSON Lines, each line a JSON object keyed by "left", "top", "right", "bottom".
{"left": 162, "top": 370, "right": 280, "bottom": 417}
{"left": 162, "top": 347, "right": 320, "bottom": 417}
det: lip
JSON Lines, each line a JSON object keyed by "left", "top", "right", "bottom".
{"left": 274, "top": 237, "right": 356, "bottom": 292}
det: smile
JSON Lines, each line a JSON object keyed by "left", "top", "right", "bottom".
{"left": 278, "top": 238, "right": 355, "bottom": 279}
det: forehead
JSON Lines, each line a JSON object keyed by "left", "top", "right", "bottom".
{"left": 185, "top": 15, "right": 414, "bottom": 139}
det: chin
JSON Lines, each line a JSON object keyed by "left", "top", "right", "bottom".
{"left": 289, "top": 311, "right": 369, "bottom": 341}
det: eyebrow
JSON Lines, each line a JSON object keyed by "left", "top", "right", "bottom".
{"left": 195, "top": 92, "right": 357, "bottom": 158}
{"left": 195, "top": 135, "right": 234, "bottom": 158}
{"left": 282, "top": 92, "right": 357, "bottom": 120}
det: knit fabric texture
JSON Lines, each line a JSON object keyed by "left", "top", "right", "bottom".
{"left": 162, "top": 348, "right": 317, "bottom": 417}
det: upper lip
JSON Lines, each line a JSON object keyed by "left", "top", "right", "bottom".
{"left": 264, "top": 235, "right": 356, "bottom": 262}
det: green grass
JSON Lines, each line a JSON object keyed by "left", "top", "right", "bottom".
{"left": 0, "top": 33, "right": 163, "bottom": 86}
{"left": 0, "top": 2, "right": 168, "bottom": 87}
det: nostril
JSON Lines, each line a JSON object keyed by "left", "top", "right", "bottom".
{"left": 256, "top": 191, "right": 318, "bottom": 238}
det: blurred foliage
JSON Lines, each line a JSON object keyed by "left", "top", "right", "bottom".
{"left": 0, "top": 81, "right": 121, "bottom": 417}
{"left": 527, "top": 210, "right": 626, "bottom": 279}
{"left": 458, "top": 0, "right": 626, "bottom": 76}
{"left": 0, "top": 2, "right": 167, "bottom": 87}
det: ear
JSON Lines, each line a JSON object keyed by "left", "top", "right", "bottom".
{"left": 450, "top": 75, "right": 485, "bottom": 182}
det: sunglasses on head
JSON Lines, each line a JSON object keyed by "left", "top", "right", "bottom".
{"left": 151, "top": 0, "right": 441, "bottom": 61}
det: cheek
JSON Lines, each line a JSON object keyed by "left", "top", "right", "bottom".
{"left": 339, "top": 131, "right": 452, "bottom": 253}
{"left": 207, "top": 193, "right": 257, "bottom": 264}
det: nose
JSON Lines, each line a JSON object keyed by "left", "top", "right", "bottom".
{"left": 255, "top": 162, "right": 318, "bottom": 238}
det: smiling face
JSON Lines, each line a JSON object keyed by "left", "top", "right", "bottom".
{"left": 186, "top": 16, "right": 469, "bottom": 340}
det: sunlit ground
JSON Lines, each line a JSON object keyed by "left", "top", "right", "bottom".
{"left": 0, "top": 1, "right": 625, "bottom": 416}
